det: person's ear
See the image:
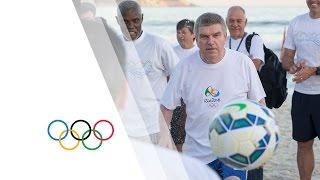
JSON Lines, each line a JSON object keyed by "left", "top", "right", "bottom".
{"left": 245, "top": 18, "right": 248, "bottom": 26}
{"left": 141, "top": 13, "right": 144, "bottom": 22}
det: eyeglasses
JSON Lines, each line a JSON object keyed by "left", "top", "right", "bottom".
{"left": 177, "top": 19, "right": 194, "bottom": 30}
{"left": 183, "top": 20, "right": 193, "bottom": 26}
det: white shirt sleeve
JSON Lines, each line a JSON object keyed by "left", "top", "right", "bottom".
{"left": 250, "top": 35, "right": 265, "bottom": 63}
{"left": 246, "top": 58, "right": 266, "bottom": 101}
{"left": 160, "top": 41, "right": 180, "bottom": 76}
{"left": 283, "top": 20, "right": 296, "bottom": 50}
{"left": 160, "top": 64, "right": 183, "bottom": 110}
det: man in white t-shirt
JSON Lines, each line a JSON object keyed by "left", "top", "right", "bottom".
{"left": 226, "top": 8, "right": 266, "bottom": 178}
{"left": 281, "top": 0, "right": 320, "bottom": 179}
{"left": 116, "top": 0, "right": 179, "bottom": 144}
{"left": 225, "top": 6, "right": 265, "bottom": 71}
{"left": 160, "top": 12, "right": 266, "bottom": 180}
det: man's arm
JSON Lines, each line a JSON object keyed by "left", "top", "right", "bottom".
{"left": 158, "top": 55, "right": 182, "bottom": 149}
{"left": 250, "top": 35, "right": 265, "bottom": 71}
{"left": 281, "top": 22, "right": 300, "bottom": 75}
{"left": 259, "top": 98, "right": 266, "bottom": 106}
{"left": 160, "top": 105, "right": 173, "bottom": 127}
{"left": 158, "top": 105, "right": 175, "bottom": 149}
{"left": 246, "top": 56, "right": 267, "bottom": 105}
{"left": 252, "top": 59, "right": 263, "bottom": 71}
{"left": 281, "top": 48, "right": 297, "bottom": 73}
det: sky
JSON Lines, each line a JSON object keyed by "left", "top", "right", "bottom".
{"left": 190, "top": 0, "right": 306, "bottom": 7}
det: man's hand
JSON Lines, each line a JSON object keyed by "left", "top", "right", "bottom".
{"left": 158, "top": 130, "right": 175, "bottom": 150}
{"left": 288, "top": 63, "right": 301, "bottom": 74}
{"left": 252, "top": 59, "right": 263, "bottom": 71}
{"left": 292, "top": 60, "right": 317, "bottom": 83}
{"left": 288, "top": 59, "right": 306, "bottom": 74}
{"left": 259, "top": 98, "right": 266, "bottom": 106}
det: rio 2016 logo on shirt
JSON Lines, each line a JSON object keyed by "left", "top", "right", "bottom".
{"left": 203, "top": 86, "right": 221, "bottom": 108}
{"left": 205, "top": 86, "right": 220, "bottom": 97}
{"left": 47, "top": 119, "right": 114, "bottom": 151}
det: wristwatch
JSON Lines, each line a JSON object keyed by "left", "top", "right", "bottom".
{"left": 316, "top": 67, "right": 320, "bottom": 75}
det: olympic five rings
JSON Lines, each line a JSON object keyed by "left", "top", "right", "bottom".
{"left": 47, "top": 119, "right": 114, "bottom": 150}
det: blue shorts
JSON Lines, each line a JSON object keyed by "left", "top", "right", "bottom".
{"left": 208, "top": 159, "right": 247, "bottom": 180}
{"left": 291, "top": 91, "right": 320, "bottom": 142}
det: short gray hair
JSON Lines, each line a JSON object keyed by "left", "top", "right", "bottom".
{"left": 227, "top": 6, "right": 246, "bottom": 16}
{"left": 117, "top": 0, "right": 142, "bottom": 17}
{"left": 194, "top": 13, "right": 227, "bottom": 38}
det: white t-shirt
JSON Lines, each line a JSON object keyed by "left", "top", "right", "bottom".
{"left": 284, "top": 13, "right": 320, "bottom": 95}
{"left": 120, "top": 31, "right": 179, "bottom": 137}
{"left": 225, "top": 33, "right": 265, "bottom": 70}
{"left": 173, "top": 45, "right": 199, "bottom": 61}
{"left": 161, "top": 48, "right": 266, "bottom": 163}
{"left": 131, "top": 139, "right": 221, "bottom": 180}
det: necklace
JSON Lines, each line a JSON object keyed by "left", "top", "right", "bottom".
{"left": 229, "top": 32, "right": 247, "bottom": 51}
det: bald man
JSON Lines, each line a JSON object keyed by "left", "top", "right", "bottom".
{"left": 225, "top": 6, "right": 266, "bottom": 180}
{"left": 225, "top": 6, "right": 265, "bottom": 71}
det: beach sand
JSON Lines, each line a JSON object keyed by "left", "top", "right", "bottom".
{"left": 264, "top": 94, "right": 320, "bottom": 180}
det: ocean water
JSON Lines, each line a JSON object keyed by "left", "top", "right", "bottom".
{"left": 97, "top": 6, "right": 309, "bottom": 92}
{"left": 97, "top": 6, "right": 307, "bottom": 48}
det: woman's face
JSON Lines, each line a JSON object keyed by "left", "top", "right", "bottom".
{"left": 176, "top": 27, "right": 195, "bottom": 49}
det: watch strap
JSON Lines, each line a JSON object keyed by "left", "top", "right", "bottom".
{"left": 316, "top": 67, "right": 320, "bottom": 75}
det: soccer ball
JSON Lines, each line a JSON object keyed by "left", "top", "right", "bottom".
{"left": 208, "top": 100, "right": 280, "bottom": 170}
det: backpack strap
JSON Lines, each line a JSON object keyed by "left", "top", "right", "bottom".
{"left": 245, "top": 32, "right": 258, "bottom": 54}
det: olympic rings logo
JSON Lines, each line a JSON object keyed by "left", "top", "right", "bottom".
{"left": 47, "top": 119, "right": 114, "bottom": 150}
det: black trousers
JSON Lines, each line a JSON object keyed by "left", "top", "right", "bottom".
{"left": 247, "top": 167, "right": 263, "bottom": 180}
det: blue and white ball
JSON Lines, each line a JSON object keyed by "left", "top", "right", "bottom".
{"left": 208, "top": 100, "right": 280, "bottom": 170}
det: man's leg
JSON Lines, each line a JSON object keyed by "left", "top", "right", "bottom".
{"left": 291, "top": 92, "right": 317, "bottom": 180}
{"left": 297, "top": 139, "right": 314, "bottom": 180}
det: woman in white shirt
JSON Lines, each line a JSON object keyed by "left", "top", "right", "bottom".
{"left": 174, "top": 19, "right": 198, "bottom": 61}
{"left": 172, "top": 19, "right": 198, "bottom": 152}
